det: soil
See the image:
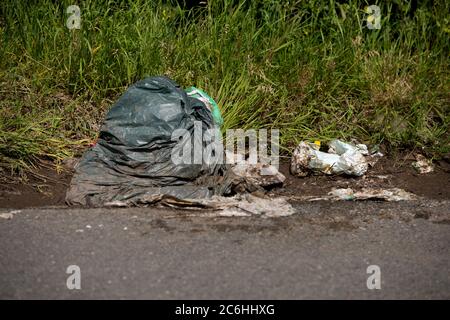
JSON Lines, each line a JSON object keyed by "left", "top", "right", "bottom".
{"left": 1, "top": 154, "right": 449, "bottom": 209}
{"left": 0, "top": 162, "right": 73, "bottom": 209}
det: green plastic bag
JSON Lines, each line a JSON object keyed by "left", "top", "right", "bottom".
{"left": 185, "top": 87, "right": 223, "bottom": 127}
{"left": 66, "top": 76, "right": 229, "bottom": 206}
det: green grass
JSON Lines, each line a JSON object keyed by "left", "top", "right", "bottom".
{"left": 0, "top": 0, "right": 449, "bottom": 172}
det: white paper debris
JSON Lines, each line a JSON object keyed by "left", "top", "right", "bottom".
{"left": 327, "top": 187, "right": 417, "bottom": 201}
{"left": 216, "top": 195, "right": 296, "bottom": 217}
{"left": 0, "top": 210, "right": 20, "bottom": 220}
{"left": 412, "top": 154, "right": 434, "bottom": 174}
{"left": 290, "top": 141, "right": 368, "bottom": 177}
{"left": 0, "top": 213, "right": 14, "bottom": 220}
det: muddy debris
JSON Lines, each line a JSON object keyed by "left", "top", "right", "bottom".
{"left": 412, "top": 154, "right": 434, "bottom": 174}
{"left": 106, "top": 193, "right": 295, "bottom": 218}
{"left": 303, "top": 187, "right": 418, "bottom": 202}
{"left": 203, "top": 195, "right": 295, "bottom": 217}
{"left": 230, "top": 163, "right": 285, "bottom": 188}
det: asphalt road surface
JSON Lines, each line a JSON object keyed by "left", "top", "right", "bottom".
{"left": 1, "top": 200, "right": 449, "bottom": 299}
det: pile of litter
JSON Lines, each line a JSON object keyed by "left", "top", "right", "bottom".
{"left": 290, "top": 139, "right": 383, "bottom": 177}
{"left": 66, "top": 76, "right": 286, "bottom": 208}
{"left": 66, "top": 76, "right": 228, "bottom": 206}
{"left": 65, "top": 76, "right": 418, "bottom": 213}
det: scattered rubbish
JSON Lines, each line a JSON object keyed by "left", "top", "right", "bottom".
{"left": 106, "top": 193, "right": 295, "bottom": 217}
{"left": 326, "top": 187, "right": 417, "bottom": 201}
{"left": 412, "top": 154, "right": 434, "bottom": 174}
{"left": 66, "top": 76, "right": 287, "bottom": 207}
{"left": 196, "top": 194, "right": 295, "bottom": 217}
{"left": 290, "top": 140, "right": 368, "bottom": 177}
{"left": 0, "top": 210, "right": 20, "bottom": 220}
{"left": 230, "top": 163, "right": 285, "bottom": 190}
{"left": 105, "top": 194, "right": 214, "bottom": 209}
{"left": 219, "top": 195, "right": 295, "bottom": 217}
{"left": 365, "top": 151, "right": 384, "bottom": 167}
{"left": 66, "top": 76, "right": 231, "bottom": 206}
{"left": 0, "top": 213, "right": 14, "bottom": 220}
{"left": 373, "top": 175, "right": 390, "bottom": 180}
{"left": 290, "top": 139, "right": 384, "bottom": 177}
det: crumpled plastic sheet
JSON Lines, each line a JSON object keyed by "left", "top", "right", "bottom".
{"left": 105, "top": 194, "right": 296, "bottom": 217}
{"left": 290, "top": 139, "right": 386, "bottom": 177}
{"left": 290, "top": 140, "right": 369, "bottom": 177}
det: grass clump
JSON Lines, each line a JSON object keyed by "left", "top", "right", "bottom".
{"left": 0, "top": 0, "right": 449, "bottom": 172}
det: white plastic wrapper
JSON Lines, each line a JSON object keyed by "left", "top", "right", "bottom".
{"left": 290, "top": 140, "right": 369, "bottom": 177}
{"left": 328, "top": 139, "right": 369, "bottom": 156}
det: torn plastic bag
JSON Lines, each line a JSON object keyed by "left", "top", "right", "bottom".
{"left": 66, "top": 76, "right": 229, "bottom": 206}
{"left": 290, "top": 141, "right": 368, "bottom": 177}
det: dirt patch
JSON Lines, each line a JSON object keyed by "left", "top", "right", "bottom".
{"left": 0, "top": 162, "right": 72, "bottom": 209}
{"left": 0, "top": 154, "right": 449, "bottom": 209}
